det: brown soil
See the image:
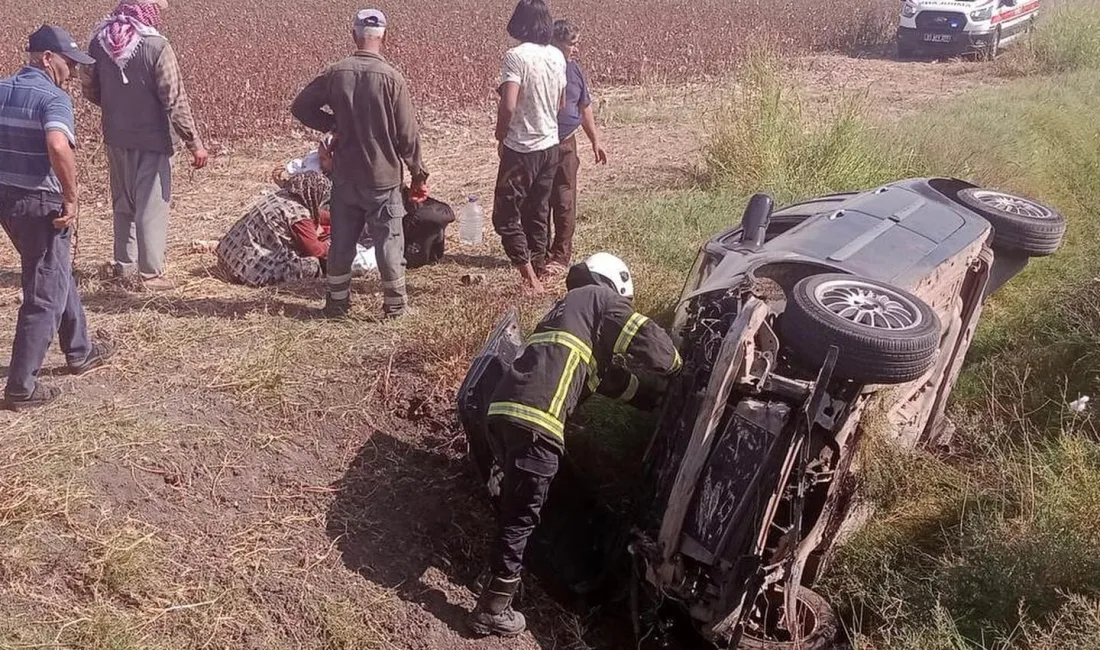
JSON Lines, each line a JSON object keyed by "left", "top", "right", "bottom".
{"left": 0, "top": 55, "right": 998, "bottom": 650}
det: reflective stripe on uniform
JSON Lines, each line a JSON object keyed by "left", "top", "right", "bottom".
{"left": 381, "top": 277, "right": 406, "bottom": 290}
{"left": 614, "top": 313, "right": 650, "bottom": 356}
{"left": 527, "top": 330, "right": 601, "bottom": 391}
{"left": 620, "top": 374, "right": 640, "bottom": 403}
{"left": 528, "top": 330, "right": 592, "bottom": 365}
{"left": 487, "top": 401, "right": 565, "bottom": 440}
{"left": 672, "top": 349, "right": 683, "bottom": 372}
{"left": 327, "top": 272, "right": 352, "bottom": 285}
{"left": 550, "top": 351, "right": 581, "bottom": 418}
{"left": 329, "top": 289, "right": 350, "bottom": 300}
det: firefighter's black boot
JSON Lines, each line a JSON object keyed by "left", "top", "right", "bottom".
{"left": 321, "top": 294, "right": 350, "bottom": 319}
{"left": 467, "top": 574, "right": 526, "bottom": 637}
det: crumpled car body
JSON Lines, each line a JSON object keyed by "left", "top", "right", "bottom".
{"left": 457, "top": 177, "right": 1065, "bottom": 648}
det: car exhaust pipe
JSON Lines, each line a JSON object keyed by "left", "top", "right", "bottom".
{"left": 739, "top": 193, "right": 774, "bottom": 249}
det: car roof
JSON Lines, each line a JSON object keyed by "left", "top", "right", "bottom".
{"left": 700, "top": 178, "right": 992, "bottom": 292}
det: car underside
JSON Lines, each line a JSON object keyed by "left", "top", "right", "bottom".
{"left": 457, "top": 177, "right": 1066, "bottom": 648}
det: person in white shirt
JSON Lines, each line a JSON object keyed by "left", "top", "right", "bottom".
{"left": 491, "top": 0, "right": 566, "bottom": 295}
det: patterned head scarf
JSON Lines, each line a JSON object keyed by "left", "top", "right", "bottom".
{"left": 282, "top": 171, "right": 332, "bottom": 223}
{"left": 94, "top": 1, "right": 165, "bottom": 81}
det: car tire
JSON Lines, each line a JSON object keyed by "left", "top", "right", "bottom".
{"left": 736, "top": 587, "right": 838, "bottom": 650}
{"left": 955, "top": 187, "right": 1066, "bottom": 256}
{"left": 781, "top": 273, "right": 941, "bottom": 385}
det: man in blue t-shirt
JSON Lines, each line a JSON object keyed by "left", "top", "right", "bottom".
{"left": 0, "top": 26, "right": 114, "bottom": 411}
{"left": 546, "top": 19, "right": 608, "bottom": 273}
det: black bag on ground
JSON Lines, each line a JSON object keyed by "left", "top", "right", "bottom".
{"left": 402, "top": 189, "right": 455, "bottom": 269}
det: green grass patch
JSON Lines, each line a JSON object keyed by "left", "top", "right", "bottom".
{"left": 703, "top": 48, "right": 915, "bottom": 202}
{"left": 995, "top": 0, "right": 1100, "bottom": 78}
{"left": 574, "top": 4, "right": 1100, "bottom": 648}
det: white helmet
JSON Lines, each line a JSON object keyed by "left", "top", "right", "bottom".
{"left": 585, "top": 252, "right": 634, "bottom": 298}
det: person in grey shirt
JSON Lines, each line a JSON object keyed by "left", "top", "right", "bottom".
{"left": 81, "top": 0, "right": 208, "bottom": 291}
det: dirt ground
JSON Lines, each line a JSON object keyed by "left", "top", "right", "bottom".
{"left": 0, "top": 55, "right": 999, "bottom": 650}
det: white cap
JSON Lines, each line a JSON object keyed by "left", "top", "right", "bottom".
{"left": 353, "top": 9, "right": 387, "bottom": 38}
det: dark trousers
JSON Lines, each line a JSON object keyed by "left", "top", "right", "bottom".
{"left": 328, "top": 186, "right": 408, "bottom": 316}
{"left": 492, "top": 145, "right": 560, "bottom": 274}
{"left": 0, "top": 186, "right": 91, "bottom": 397}
{"left": 548, "top": 134, "right": 580, "bottom": 266}
{"left": 487, "top": 419, "right": 562, "bottom": 578}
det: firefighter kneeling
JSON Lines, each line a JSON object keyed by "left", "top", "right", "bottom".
{"left": 468, "top": 252, "right": 683, "bottom": 637}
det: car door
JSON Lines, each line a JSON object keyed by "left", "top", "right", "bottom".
{"left": 456, "top": 308, "right": 524, "bottom": 486}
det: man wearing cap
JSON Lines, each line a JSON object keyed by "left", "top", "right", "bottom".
{"left": 0, "top": 26, "right": 115, "bottom": 411}
{"left": 291, "top": 8, "right": 429, "bottom": 320}
{"left": 81, "top": 0, "right": 208, "bottom": 291}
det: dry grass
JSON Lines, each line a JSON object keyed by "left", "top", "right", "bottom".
{"left": 0, "top": 79, "right": 721, "bottom": 650}
{"left": 0, "top": 53, "right": 1008, "bottom": 650}
{"left": 993, "top": 0, "right": 1100, "bottom": 78}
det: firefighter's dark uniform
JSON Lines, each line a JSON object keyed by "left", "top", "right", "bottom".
{"left": 484, "top": 281, "right": 682, "bottom": 582}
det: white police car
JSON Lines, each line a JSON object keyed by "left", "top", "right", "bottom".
{"left": 897, "top": 0, "right": 1041, "bottom": 59}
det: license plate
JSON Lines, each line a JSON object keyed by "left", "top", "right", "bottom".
{"left": 923, "top": 33, "right": 953, "bottom": 43}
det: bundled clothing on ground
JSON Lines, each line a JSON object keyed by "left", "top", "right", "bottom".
{"left": 402, "top": 189, "right": 455, "bottom": 268}
{"left": 81, "top": 0, "right": 203, "bottom": 280}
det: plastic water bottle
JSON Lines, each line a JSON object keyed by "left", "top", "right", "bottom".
{"left": 459, "top": 195, "right": 483, "bottom": 246}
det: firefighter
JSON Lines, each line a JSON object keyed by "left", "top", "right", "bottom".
{"left": 468, "top": 252, "right": 682, "bottom": 637}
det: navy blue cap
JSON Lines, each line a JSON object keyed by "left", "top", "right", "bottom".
{"left": 27, "top": 25, "right": 95, "bottom": 65}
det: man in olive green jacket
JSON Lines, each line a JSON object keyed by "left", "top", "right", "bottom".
{"left": 291, "top": 8, "right": 429, "bottom": 320}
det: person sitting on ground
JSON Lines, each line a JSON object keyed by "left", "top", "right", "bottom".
{"left": 215, "top": 171, "right": 334, "bottom": 287}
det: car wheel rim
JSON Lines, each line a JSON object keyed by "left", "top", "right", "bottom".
{"left": 814, "top": 279, "right": 923, "bottom": 330}
{"left": 971, "top": 190, "right": 1053, "bottom": 220}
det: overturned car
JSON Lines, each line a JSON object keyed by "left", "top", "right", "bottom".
{"left": 458, "top": 177, "right": 1065, "bottom": 648}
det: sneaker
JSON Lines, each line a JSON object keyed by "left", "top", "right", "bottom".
{"left": 112, "top": 262, "right": 138, "bottom": 279}
{"left": 322, "top": 295, "right": 351, "bottom": 319}
{"left": 2, "top": 383, "right": 61, "bottom": 412}
{"left": 69, "top": 340, "right": 116, "bottom": 376}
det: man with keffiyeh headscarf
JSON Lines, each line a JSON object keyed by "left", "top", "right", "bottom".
{"left": 80, "top": 0, "right": 207, "bottom": 292}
